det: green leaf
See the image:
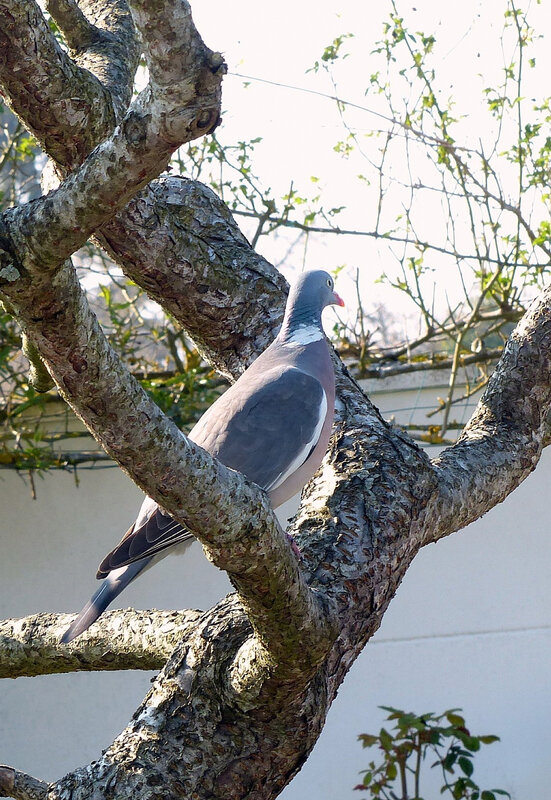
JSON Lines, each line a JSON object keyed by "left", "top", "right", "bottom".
{"left": 442, "top": 752, "right": 457, "bottom": 772}
{"left": 446, "top": 712, "right": 466, "bottom": 728}
{"left": 387, "top": 762, "right": 397, "bottom": 780}
{"left": 358, "top": 734, "right": 379, "bottom": 748}
{"left": 379, "top": 705, "right": 402, "bottom": 715}
{"left": 455, "top": 730, "right": 480, "bottom": 751}
{"left": 379, "top": 728, "right": 393, "bottom": 751}
{"left": 458, "top": 756, "right": 474, "bottom": 777}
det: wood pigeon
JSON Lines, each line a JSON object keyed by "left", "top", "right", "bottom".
{"left": 61, "top": 270, "right": 344, "bottom": 643}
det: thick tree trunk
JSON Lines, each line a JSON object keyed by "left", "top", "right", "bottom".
{"left": 0, "top": 2, "right": 550, "bottom": 800}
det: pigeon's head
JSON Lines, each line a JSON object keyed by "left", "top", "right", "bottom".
{"left": 289, "top": 270, "right": 345, "bottom": 314}
{"left": 279, "top": 270, "right": 345, "bottom": 340}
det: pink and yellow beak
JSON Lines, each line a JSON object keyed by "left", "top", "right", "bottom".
{"left": 332, "top": 290, "right": 345, "bottom": 308}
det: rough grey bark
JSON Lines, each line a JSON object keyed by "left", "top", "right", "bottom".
{"left": 0, "top": 609, "right": 203, "bottom": 678}
{"left": 0, "top": 767, "right": 48, "bottom": 800}
{"left": 0, "top": 2, "right": 550, "bottom": 800}
{"left": 97, "top": 178, "right": 289, "bottom": 377}
{"left": 2, "top": 0, "right": 287, "bottom": 378}
{"left": 0, "top": 0, "right": 135, "bottom": 164}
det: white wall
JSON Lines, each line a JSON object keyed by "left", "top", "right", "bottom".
{"left": 1, "top": 379, "right": 549, "bottom": 798}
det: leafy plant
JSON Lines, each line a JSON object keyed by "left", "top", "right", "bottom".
{"left": 355, "top": 707, "right": 511, "bottom": 800}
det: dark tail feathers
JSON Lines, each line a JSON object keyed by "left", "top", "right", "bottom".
{"left": 61, "top": 557, "right": 153, "bottom": 644}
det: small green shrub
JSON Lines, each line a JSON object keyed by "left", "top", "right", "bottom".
{"left": 355, "top": 707, "right": 511, "bottom": 800}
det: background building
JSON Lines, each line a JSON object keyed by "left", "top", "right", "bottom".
{"left": 1, "top": 371, "right": 549, "bottom": 798}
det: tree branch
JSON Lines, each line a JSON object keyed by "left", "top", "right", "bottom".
{"left": 130, "top": 0, "right": 205, "bottom": 92}
{"left": 230, "top": 209, "right": 548, "bottom": 268}
{"left": 20, "top": 333, "right": 54, "bottom": 393}
{"left": 97, "top": 177, "right": 289, "bottom": 377}
{"left": 1, "top": 252, "right": 335, "bottom": 697}
{"left": 0, "top": 2, "right": 282, "bottom": 379}
{"left": 1, "top": 0, "right": 138, "bottom": 163}
{"left": 0, "top": 0, "right": 340, "bottom": 707}
{"left": 46, "top": 0, "right": 97, "bottom": 50}
{"left": 0, "top": 609, "right": 203, "bottom": 678}
{"left": 0, "top": 0, "right": 340, "bottom": 719}
{"left": 357, "top": 346, "right": 503, "bottom": 379}
{"left": 425, "top": 285, "right": 551, "bottom": 542}
{"left": 46, "top": 0, "right": 140, "bottom": 119}
{"left": 4, "top": 20, "right": 224, "bottom": 271}
{"left": 0, "top": 0, "right": 118, "bottom": 164}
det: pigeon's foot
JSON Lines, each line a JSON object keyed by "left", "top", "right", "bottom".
{"left": 285, "top": 532, "right": 303, "bottom": 560}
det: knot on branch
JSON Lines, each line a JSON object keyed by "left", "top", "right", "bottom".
{"left": 195, "top": 108, "right": 222, "bottom": 134}
{"left": 0, "top": 766, "right": 14, "bottom": 797}
{"left": 208, "top": 51, "right": 227, "bottom": 76}
{"left": 121, "top": 110, "right": 150, "bottom": 146}
{"left": 0, "top": 265, "right": 20, "bottom": 284}
{"left": 0, "top": 222, "right": 24, "bottom": 287}
{"left": 160, "top": 50, "right": 226, "bottom": 143}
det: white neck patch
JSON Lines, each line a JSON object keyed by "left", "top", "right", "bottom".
{"left": 285, "top": 324, "right": 324, "bottom": 346}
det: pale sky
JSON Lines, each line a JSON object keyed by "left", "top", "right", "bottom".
{"left": 191, "top": 0, "right": 551, "bottom": 338}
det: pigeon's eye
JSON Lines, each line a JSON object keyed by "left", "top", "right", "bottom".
{"left": 326, "top": 278, "right": 332, "bottom": 288}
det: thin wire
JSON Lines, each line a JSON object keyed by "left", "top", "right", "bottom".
{"left": 230, "top": 71, "right": 400, "bottom": 126}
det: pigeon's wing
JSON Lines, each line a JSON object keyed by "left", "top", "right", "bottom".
{"left": 96, "top": 496, "right": 193, "bottom": 578}
{"left": 193, "top": 365, "right": 327, "bottom": 493}
{"left": 97, "top": 367, "right": 326, "bottom": 576}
